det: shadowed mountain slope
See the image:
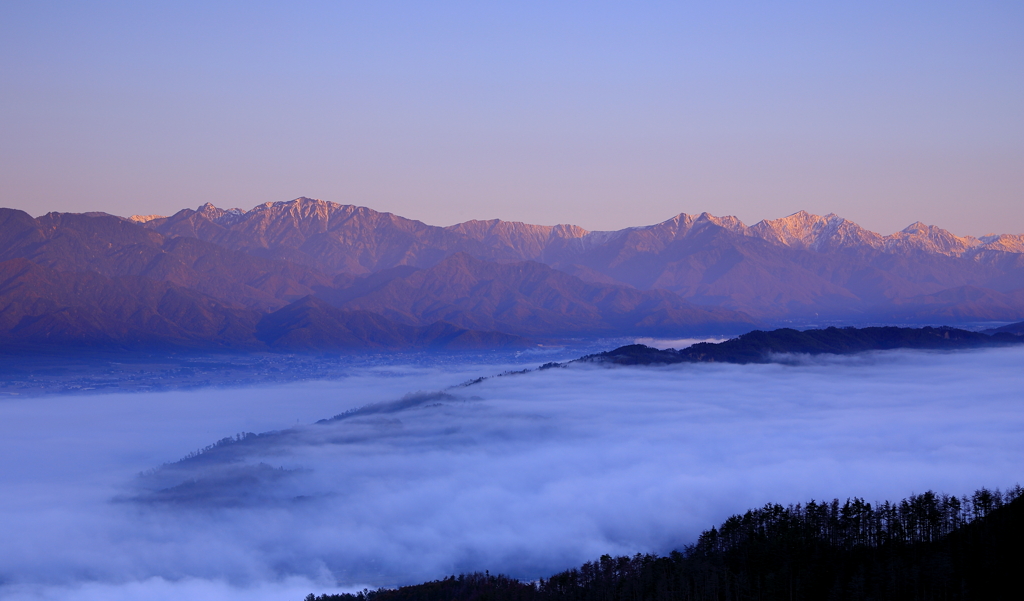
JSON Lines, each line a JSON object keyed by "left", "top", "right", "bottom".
{"left": 325, "top": 253, "right": 757, "bottom": 337}
{"left": 0, "top": 259, "right": 527, "bottom": 352}
{"left": 874, "top": 286, "right": 1024, "bottom": 322}
{"left": 137, "top": 199, "right": 1024, "bottom": 322}
{"left": 256, "top": 296, "right": 528, "bottom": 351}
{"left": 0, "top": 208, "right": 332, "bottom": 311}
{"left": 986, "top": 319, "right": 1024, "bottom": 336}
{"left": 0, "top": 258, "right": 263, "bottom": 350}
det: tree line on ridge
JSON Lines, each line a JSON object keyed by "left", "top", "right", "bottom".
{"left": 305, "top": 486, "right": 1024, "bottom": 601}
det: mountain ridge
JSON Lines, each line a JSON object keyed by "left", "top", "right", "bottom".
{"left": 581, "top": 325, "right": 1024, "bottom": 366}
{"left": 138, "top": 198, "right": 1024, "bottom": 270}
{"left": 2, "top": 207, "right": 756, "bottom": 351}
{"left": 4, "top": 198, "right": 1024, "bottom": 352}
{"left": 133, "top": 198, "right": 1024, "bottom": 322}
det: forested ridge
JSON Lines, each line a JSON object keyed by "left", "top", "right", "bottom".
{"left": 305, "top": 486, "right": 1024, "bottom": 601}
{"left": 586, "top": 325, "right": 1024, "bottom": 366}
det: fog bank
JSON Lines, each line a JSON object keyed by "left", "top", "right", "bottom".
{"left": 1, "top": 347, "right": 1022, "bottom": 599}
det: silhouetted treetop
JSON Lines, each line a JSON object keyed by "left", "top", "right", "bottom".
{"left": 305, "top": 485, "right": 1024, "bottom": 601}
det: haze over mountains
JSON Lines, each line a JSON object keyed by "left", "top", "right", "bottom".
{"left": 3, "top": 197, "right": 1024, "bottom": 352}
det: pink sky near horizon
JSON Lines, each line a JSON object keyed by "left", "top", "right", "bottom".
{"left": 1, "top": 2, "right": 1022, "bottom": 237}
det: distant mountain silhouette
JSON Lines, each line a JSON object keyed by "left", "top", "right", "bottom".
{"left": 986, "top": 319, "right": 1024, "bottom": 336}
{"left": 0, "top": 258, "right": 525, "bottom": 353}
{"left": 0, "top": 257, "right": 263, "bottom": 351}
{"left": 139, "top": 198, "right": 1024, "bottom": 322}
{"left": 324, "top": 253, "right": 754, "bottom": 337}
{"left": 4, "top": 198, "right": 1024, "bottom": 352}
{"left": 143, "top": 199, "right": 519, "bottom": 274}
{"left": 255, "top": 296, "right": 527, "bottom": 351}
{"left": 584, "top": 326, "right": 1024, "bottom": 366}
{"left": 0, "top": 208, "right": 331, "bottom": 311}
{"left": 0, "top": 207, "right": 756, "bottom": 350}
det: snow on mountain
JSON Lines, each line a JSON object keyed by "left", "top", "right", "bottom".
{"left": 119, "top": 198, "right": 1024, "bottom": 323}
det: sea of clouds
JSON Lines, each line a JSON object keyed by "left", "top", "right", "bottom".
{"left": 1, "top": 346, "right": 1022, "bottom": 600}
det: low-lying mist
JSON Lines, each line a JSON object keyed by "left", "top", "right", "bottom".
{"left": 1, "top": 347, "right": 1022, "bottom": 600}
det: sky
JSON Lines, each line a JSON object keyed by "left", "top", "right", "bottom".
{"left": 1, "top": 1, "right": 1022, "bottom": 235}
{"left": 1, "top": 347, "right": 1022, "bottom": 599}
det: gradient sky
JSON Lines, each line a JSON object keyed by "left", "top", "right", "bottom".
{"left": 1, "top": 1, "right": 1022, "bottom": 235}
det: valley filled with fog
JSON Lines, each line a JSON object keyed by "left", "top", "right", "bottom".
{"left": 1, "top": 346, "right": 1022, "bottom": 601}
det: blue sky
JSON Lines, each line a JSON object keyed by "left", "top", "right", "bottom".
{"left": 2, "top": 1, "right": 1022, "bottom": 234}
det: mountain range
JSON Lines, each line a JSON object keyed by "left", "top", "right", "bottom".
{"left": 3, "top": 197, "right": 1023, "bottom": 352}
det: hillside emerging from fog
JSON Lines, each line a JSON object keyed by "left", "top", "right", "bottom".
{"left": 4, "top": 197, "right": 1024, "bottom": 352}
{"left": 306, "top": 488, "right": 1024, "bottom": 601}
{"left": 582, "top": 325, "right": 1024, "bottom": 366}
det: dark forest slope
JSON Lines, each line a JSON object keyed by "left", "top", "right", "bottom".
{"left": 585, "top": 325, "right": 1024, "bottom": 366}
{"left": 306, "top": 487, "right": 1024, "bottom": 601}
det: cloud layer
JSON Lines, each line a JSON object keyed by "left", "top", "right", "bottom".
{"left": 2, "top": 347, "right": 1023, "bottom": 599}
